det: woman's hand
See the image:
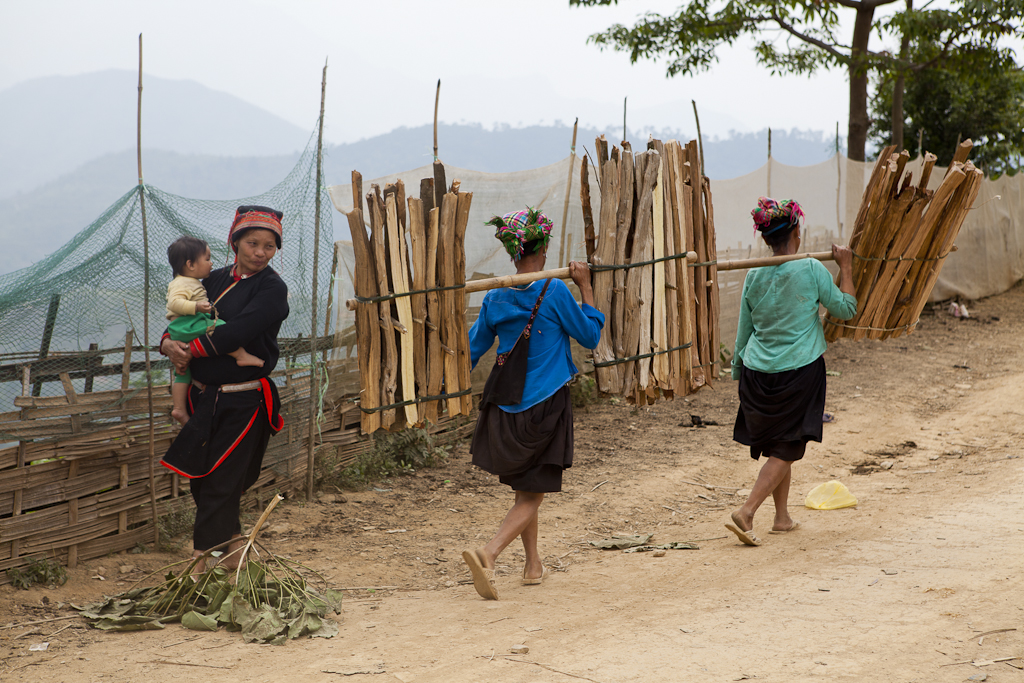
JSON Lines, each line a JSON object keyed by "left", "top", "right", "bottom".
{"left": 832, "top": 244, "right": 856, "bottom": 297}
{"left": 161, "top": 337, "right": 192, "bottom": 374}
{"left": 569, "top": 261, "right": 595, "bottom": 307}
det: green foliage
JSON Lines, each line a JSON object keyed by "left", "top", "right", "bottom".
{"left": 77, "top": 551, "right": 342, "bottom": 643}
{"left": 869, "top": 46, "right": 1024, "bottom": 173}
{"left": 6, "top": 557, "right": 69, "bottom": 590}
{"left": 320, "top": 426, "right": 451, "bottom": 490}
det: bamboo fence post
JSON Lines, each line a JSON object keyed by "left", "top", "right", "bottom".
{"left": 687, "top": 140, "right": 710, "bottom": 389}
{"left": 137, "top": 33, "right": 159, "bottom": 548}
{"left": 424, "top": 207, "right": 443, "bottom": 423}
{"left": 580, "top": 156, "right": 596, "bottom": 262}
{"left": 651, "top": 160, "right": 670, "bottom": 389}
{"left": 661, "top": 142, "right": 680, "bottom": 390}
{"left": 438, "top": 192, "right": 461, "bottom": 416}
{"left": 306, "top": 59, "right": 327, "bottom": 500}
{"left": 612, "top": 146, "right": 635, "bottom": 388}
{"left": 454, "top": 191, "right": 474, "bottom": 415}
{"left": 384, "top": 190, "right": 418, "bottom": 425}
{"left": 591, "top": 143, "right": 621, "bottom": 394}
{"left": 408, "top": 198, "right": 428, "bottom": 409}
{"left": 633, "top": 151, "right": 659, "bottom": 397}
{"left": 703, "top": 177, "right": 720, "bottom": 378}
{"left": 347, "top": 173, "right": 381, "bottom": 434}
{"left": 558, "top": 118, "right": 578, "bottom": 268}
{"left": 669, "top": 142, "right": 694, "bottom": 394}
{"left": 33, "top": 294, "right": 60, "bottom": 396}
{"left": 368, "top": 187, "right": 397, "bottom": 427}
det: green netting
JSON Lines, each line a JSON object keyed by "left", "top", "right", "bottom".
{"left": 0, "top": 123, "right": 332, "bottom": 413}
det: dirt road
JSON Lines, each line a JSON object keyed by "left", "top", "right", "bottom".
{"left": 3, "top": 285, "right": 1023, "bottom": 682}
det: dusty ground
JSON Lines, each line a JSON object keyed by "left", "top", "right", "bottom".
{"left": 3, "top": 285, "right": 1023, "bottom": 683}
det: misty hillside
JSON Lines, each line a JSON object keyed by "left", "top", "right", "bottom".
{"left": 0, "top": 70, "right": 311, "bottom": 200}
{"left": 0, "top": 70, "right": 844, "bottom": 276}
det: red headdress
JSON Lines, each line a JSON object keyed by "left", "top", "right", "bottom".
{"left": 228, "top": 205, "right": 283, "bottom": 252}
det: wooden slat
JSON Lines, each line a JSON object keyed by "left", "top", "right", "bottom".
{"left": 454, "top": 191, "right": 474, "bottom": 415}
{"left": 592, "top": 145, "right": 621, "bottom": 394}
{"left": 438, "top": 192, "right": 461, "bottom": 416}
{"left": 369, "top": 186, "right": 397, "bottom": 427}
{"left": 408, "top": 198, "right": 429, "bottom": 411}
{"left": 424, "top": 207, "right": 443, "bottom": 424}
{"left": 385, "top": 190, "right": 418, "bottom": 425}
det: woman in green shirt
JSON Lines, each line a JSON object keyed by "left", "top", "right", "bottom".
{"left": 726, "top": 197, "right": 856, "bottom": 546}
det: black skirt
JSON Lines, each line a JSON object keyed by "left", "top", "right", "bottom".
{"left": 734, "top": 356, "right": 826, "bottom": 462}
{"left": 470, "top": 385, "right": 573, "bottom": 493}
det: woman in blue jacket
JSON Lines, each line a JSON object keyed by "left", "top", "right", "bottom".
{"left": 462, "top": 209, "right": 604, "bottom": 600}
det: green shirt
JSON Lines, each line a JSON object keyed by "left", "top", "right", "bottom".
{"left": 732, "top": 258, "right": 857, "bottom": 379}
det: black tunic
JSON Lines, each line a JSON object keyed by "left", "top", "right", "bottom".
{"left": 159, "top": 266, "right": 288, "bottom": 548}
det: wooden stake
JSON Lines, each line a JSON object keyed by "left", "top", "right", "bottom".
{"left": 424, "top": 207, "right": 443, "bottom": 423}
{"left": 580, "top": 157, "right": 596, "bottom": 262}
{"left": 306, "top": 58, "right": 327, "bottom": 500}
{"left": 368, "top": 187, "right": 397, "bottom": 427}
{"left": 454, "top": 191, "right": 474, "bottom": 415}
{"left": 438, "top": 192, "right": 461, "bottom": 416}
{"left": 385, "top": 191, "right": 418, "bottom": 425}
{"left": 558, "top": 118, "right": 578, "bottom": 269}
{"left": 433, "top": 80, "right": 441, "bottom": 162}
{"left": 592, "top": 145, "right": 621, "bottom": 394}
{"left": 408, "top": 198, "right": 428, "bottom": 409}
{"left": 137, "top": 33, "right": 159, "bottom": 549}
{"left": 347, "top": 173, "right": 381, "bottom": 433}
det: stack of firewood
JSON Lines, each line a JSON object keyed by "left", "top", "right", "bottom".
{"left": 824, "top": 140, "right": 982, "bottom": 341}
{"left": 582, "top": 135, "right": 719, "bottom": 403}
{"left": 346, "top": 163, "right": 474, "bottom": 434}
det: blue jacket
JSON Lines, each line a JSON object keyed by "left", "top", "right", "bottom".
{"left": 469, "top": 278, "right": 605, "bottom": 412}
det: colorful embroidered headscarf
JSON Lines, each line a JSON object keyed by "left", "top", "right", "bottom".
{"left": 751, "top": 197, "right": 804, "bottom": 236}
{"left": 486, "top": 207, "right": 554, "bottom": 261}
{"left": 228, "top": 205, "right": 284, "bottom": 251}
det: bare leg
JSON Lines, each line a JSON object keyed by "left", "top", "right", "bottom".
{"left": 732, "top": 456, "right": 793, "bottom": 532}
{"left": 218, "top": 536, "right": 247, "bottom": 570}
{"left": 770, "top": 465, "right": 796, "bottom": 531}
{"left": 190, "top": 549, "right": 206, "bottom": 579}
{"left": 171, "top": 379, "right": 189, "bottom": 426}
{"left": 229, "top": 347, "right": 264, "bottom": 368}
{"left": 477, "top": 491, "right": 544, "bottom": 572}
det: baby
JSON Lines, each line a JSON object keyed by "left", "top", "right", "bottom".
{"left": 166, "top": 236, "right": 263, "bottom": 425}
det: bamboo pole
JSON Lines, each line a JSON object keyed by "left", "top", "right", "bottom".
{"left": 137, "top": 33, "right": 159, "bottom": 549}
{"left": 716, "top": 251, "right": 834, "bottom": 271}
{"left": 557, "top": 118, "right": 578, "bottom": 268}
{"left": 306, "top": 60, "right": 327, "bottom": 501}
{"left": 433, "top": 79, "right": 441, "bottom": 162}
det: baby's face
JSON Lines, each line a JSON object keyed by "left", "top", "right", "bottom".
{"left": 189, "top": 247, "right": 214, "bottom": 279}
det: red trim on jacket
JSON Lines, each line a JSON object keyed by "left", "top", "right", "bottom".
{"left": 260, "top": 378, "right": 284, "bottom": 432}
{"left": 189, "top": 339, "right": 208, "bottom": 358}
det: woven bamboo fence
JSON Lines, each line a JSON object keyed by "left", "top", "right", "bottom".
{"left": 0, "top": 331, "right": 475, "bottom": 585}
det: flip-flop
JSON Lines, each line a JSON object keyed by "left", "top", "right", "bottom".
{"left": 462, "top": 549, "right": 499, "bottom": 600}
{"left": 521, "top": 566, "right": 549, "bottom": 586}
{"left": 769, "top": 521, "right": 801, "bottom": 534}
{"left": 726, "top": 512, "right": 761, "bottom": 546}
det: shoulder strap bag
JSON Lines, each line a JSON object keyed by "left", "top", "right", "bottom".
{"left": 480, "top": 279, "right": 552, "bottom": 406}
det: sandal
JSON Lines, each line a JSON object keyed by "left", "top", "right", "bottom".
{"left": 462, "top": 549, "right": 498, "bottom": 600}
{"left": 521, "top": 566, "right": 549, "bottom": 586}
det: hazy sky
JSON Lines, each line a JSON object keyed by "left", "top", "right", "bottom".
{"left": 2, "top": 1, "right": 915, "bottom": 145}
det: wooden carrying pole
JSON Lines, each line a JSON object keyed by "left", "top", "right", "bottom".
{"left": 306, "top": 60, "right": 327, "bottom": 501}
{"left": 137, "top": 33, "right": 159, "bottom": 550}
{"left": 346, "top": 254, "right": 698, "bottom": 310}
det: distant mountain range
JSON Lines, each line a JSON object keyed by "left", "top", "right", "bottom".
{"left": 0, "top": 71, "right": 844, "bottom": 275}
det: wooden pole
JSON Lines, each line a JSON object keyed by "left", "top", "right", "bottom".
{"left": 138, "top": 33, "right": 159, "bottom": 549}
{"left": 558, "top": 118, "right": 578, "bottom": 268}
{"left": 767, "top": 126, "right": 772, "bottom": 197}
{"left": 306, "top": 60, "right": 327, "bottom": 501}
{"left": 32, "top": 294, "right": 60, "bottom": 396}
{"left": 433, "top": 79, "right": 441, "bottom": 162}
{"left": 623, "top": 96, "right": 627, "bottom": 142}
{"left": 346, "top": 252, "right": 699, "bottom": 309}
{"left": 716, "top": 250, "right": 834, "bottom": 272}
{"left": 691, "top": 100, "right": 705, "bottom": 174}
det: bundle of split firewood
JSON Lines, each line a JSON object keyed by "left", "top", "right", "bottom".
{"left": 582, "top": 136, "right": 719, "bottom": 403}
{"left": 823, "top": 140, "right": 982, "bottom": 341}
{"left": 346, "top": 163, "right": 473, "bottom": 434}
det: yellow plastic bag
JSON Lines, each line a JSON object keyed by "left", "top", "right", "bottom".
{"left": 804, "top": 480, "right": 858, "bottom": 510}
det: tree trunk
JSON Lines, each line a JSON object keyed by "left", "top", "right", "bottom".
{"left": 847, "top": 3, "right": 876, "bottom": 162}
{"left": 891, "top": 1, "right": 912, "bottom": 152}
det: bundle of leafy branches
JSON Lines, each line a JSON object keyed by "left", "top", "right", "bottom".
{"left": 6, "top": 557, "right": 68, "bottom": 589}
{"left": 76, "top": 543, "right": 342, "bottom": 644}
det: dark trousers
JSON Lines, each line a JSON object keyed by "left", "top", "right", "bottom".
{"left": 189, "top": 422, "right": 270, "bottom": 550}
